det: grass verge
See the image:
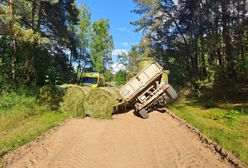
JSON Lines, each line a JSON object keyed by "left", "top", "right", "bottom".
{"left": 169, "top": 97, "right": 248, "bottom": 165}
{"left": 0, "top": 90, "right": 69, "bottom": 167}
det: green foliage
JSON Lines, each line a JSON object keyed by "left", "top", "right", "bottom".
{"left": 223, "top": 110, "right": 241, "bottom": 121}
{"left": 189, "top": 80, "right": 207, "bottom": 98}
{"left": 75, "top": 3, "right": 92, "bottom": 79}
{"left": 104, "top": 69, "right": 114, "bottom": 82}
{"left": 117, "top": 45, "right": 143, "bottom": 79}
{"left": 90, "top": 19, "right": 113, "bottom": 72}
{"left": 0, "top": 86, "right": 39, "bottom": 111}
{"left": 0, "top": 92, "right": 23, "bottom": 111}
{"left": 78, "top": 4, "right": 91, "bottom": 48}
{"left": 211, "top": 109, "right": 241, "bottom": 126}
{"left": 0, "top": 0, "right": 80, "bottom": 89}
{"left": 234, "top": 55, "right": 248, "bottom": 79}
{"left": 0, "top": 1, "right": 115, "bottom": 90}
{"left": 115, "top": 70, "right": 127, "bottom": 85}
{"left": 132, "top": 0, "right": 248, "bottom": 88}
{"left": 200, "top": 99, "right": 217, "bottom": 109}
{"left": 213, "top": 110, "right": 241, "bottom": 127}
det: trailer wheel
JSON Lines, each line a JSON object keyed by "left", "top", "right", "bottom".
{"left": 166, "top": 86, "right": 177, "bottom": 99}
{"left": 138, "top": 109, "right": 149, "bottom": 119}
{"left": 164, "top": 96, "right": 171, "bottom": 103}
{"left": 134, "top": 103, "right": 140, "bottom": 110}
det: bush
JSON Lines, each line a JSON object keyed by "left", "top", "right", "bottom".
{"left": 223, "top": 110, "right": 240, "bottom": 121}
{"left": 213, "top": 109, "right": 241, "bottom": 127}
{"left": 115, "top": 70, "right": 126, "bottom": 85}
{"left": 0, "top": 92, "right": 21, "bottom": 111}
{"left": 203, "top": 100, "right": 217, "bottom": 109}
{"left": 0, "top": 86, "right": 41, "bottom": 113}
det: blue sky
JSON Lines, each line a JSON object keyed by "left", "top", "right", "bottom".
{"left": 76, "top": 0, "right": 142, "bottom": 62}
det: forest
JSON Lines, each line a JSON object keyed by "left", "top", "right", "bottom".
{"left": 1, "top": 0, "right": 248, "bottom": 92}
{"left": 0, "top": 0, "right": 113, "bottom": 91}
{"left": 121, "top": 0, "right": 248, "bottom": 92}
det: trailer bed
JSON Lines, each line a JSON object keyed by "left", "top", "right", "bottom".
{"left": 119, "top": 62, "right": 163, "bottom": 102}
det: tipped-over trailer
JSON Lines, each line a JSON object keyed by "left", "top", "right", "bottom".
{"left": 119, "top": 62, "right": 177, "bottom": 119}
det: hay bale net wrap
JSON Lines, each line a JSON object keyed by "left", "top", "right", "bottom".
{"left": 59, "top": 85, "right": 91, "bottom": 117}
{"left": 36, "top": 84, "right": 64, "bottom": 110}
{"left": 83, "top": 87, "right": 121, "bottom": 119}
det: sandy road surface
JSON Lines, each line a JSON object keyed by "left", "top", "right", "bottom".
{"left": 5, "top": 111, "right": 232, "bottom": 168}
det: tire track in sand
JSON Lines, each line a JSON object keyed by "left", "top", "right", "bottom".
{"left": 5, "top": 111, "right": 234, "bottom": 168}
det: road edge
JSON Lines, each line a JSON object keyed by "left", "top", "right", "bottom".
{"left": 2, "top": 117, "right": 73, "bottom": 168}
{"left": 165, "top": 108, "right": 246, "bottom": 168}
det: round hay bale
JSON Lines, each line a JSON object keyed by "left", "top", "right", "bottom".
{"left": 137, "top": 57, "right": 155, "bottom": 72}
{"left": 36, "top": 84, "right": 64, "bottom": 111}
{"left": 83, "top": 87, "right": 120, "bottom": 119}
{"left": 59, "top": 85, "right": 91, "bottom": 117}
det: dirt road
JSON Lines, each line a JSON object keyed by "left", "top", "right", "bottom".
{"left": 5, "top": 111, "right": 232, "bottom": 168}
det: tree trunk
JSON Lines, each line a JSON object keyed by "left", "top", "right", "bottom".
{"left": 32, "top": 0, "right": 36, "bottom": 27}
{"left": 194, "top": 39, "right": 199, "bottom": 79}
{"left": 217, "top": 48, "right": 223, "bottom": 67}
{"left": 29, "top": 0, "right": 37, "bottom": 86}
{"left": 12, "top": 36, "right": 17, "bottom": 84}
{"left": 221, "top": 1, "right": 235, "bottom": 79}
{"left": 241, "top": 0, "right": 246, "bottom": 61}
{"left": 37, "top": 0, "right": 43, "bottom": 31}
{"left": 200, "top": 37, "right": 206, "bottom": 79}
{"left": 9, "top": 0, "right": 17, "bottom": 85}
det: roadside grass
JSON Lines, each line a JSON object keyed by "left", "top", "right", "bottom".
{"left": 0, "top": 89, "right": 69, "bottom": 166}
{"left": 169, "top": 97, "right": 248, "bottom": 165}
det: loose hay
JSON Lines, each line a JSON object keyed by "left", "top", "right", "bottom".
{"left": 36, "top": 85, "right": 64, "bottom": 111}
{"left": 59, "top": 85, "right": 91, "bottom": 117}
{"left": 83, "top": 87, "right": 121, "bottom": 119}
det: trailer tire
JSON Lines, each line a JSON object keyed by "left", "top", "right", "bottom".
{"left": 135, "top": 103, "right": 140, "bottom": 110}
{"left": 164, "top": 96, "right": 171, "bottom": 103}
{"left": 166, "top": 86, "right": 177, "bottom": 99}
{"left": 139, "top": 109, "right": 149, "bottom": 119}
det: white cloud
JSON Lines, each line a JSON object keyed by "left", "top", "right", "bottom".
{"left": 119, "top": 42, "right": 129, "bottom": 47}
{"left": 118, "top": 27, "right": 127, "bottom": 32}
{"left": 112, "top": 49, "right": 128, "bottom": 57}
{"left": 118, "top": 27, "right": 131, "bottom": 33}
{"left": 111, "top": 63, "right": 126, "bottom": 74}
